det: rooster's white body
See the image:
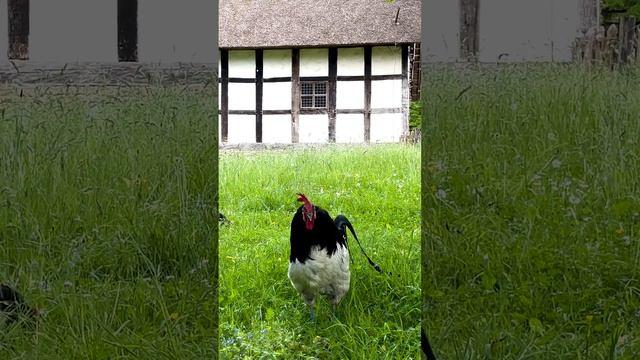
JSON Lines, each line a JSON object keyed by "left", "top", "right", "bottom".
{"left": 288, "top": 193, "right": 355, "bottom": 320}
{"left": 288, "top": 243, "right": 350, "bottom": 314}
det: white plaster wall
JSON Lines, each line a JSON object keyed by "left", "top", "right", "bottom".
{"left": 262, "top": 115, "right": 292, "bottom": 143}
{"left": 423, "top": 0, "right": 459, "bottom": 63}
{"left": 372, "top": 46, "right": 402, "bottom": 75}
{"left": 551, "top": 0, "right": 581, "bottom": 62}
{"left": 263, "top": 82, "right": 291, "bottom": 110}
{"left": 371, "top": 80, "right": 402, "bottom": 109}
{"left": 479, "top": 0, "right": 553, "bottom": 62}
{"left": 300, "top": 49, "right": 328, "bottom": 76}
{"left": 336, "top": 114, "right": 364, "bottom": 143}
{"left": 299, "top": 115, "right": 328, "bottom": 143}
{"left": 228, "top": 50, "right": 255, "bottom": 78}
{"left": 138, "top": 0, "right": 217, "bottom": 62}
{"left": 0, "top": 0, "right": 7, "bottom": 63}
{"left": 227, "top": 115, "right": 256, "bottom": 143}
{"left": 370, "top": 113, "right": 403, "bottom": 143}
{"left": 479, "top": 0, "right": 580, "bottom": 62}
{"left": 337, "top": 47, "right": 364, "bottom": 76}
{"left": 30, "top": 0, "right": 117, "bottom": 62}
{"left": 228, "top": 83, "right": 255, "bottom": 110}
{"left": 264, "top": 49, "right": 291, "bottom": 78}
{"left": 336, "top": 81, "right": 364, "bottom": 109}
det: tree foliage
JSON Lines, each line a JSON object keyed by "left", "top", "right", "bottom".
{"left": 602, "top": 0, "right": 640, "bottom": 22}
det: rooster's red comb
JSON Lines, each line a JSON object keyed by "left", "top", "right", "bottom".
{"left": 296, "top": 193, "right": 309, "bottom": 203}
{"left": 296, "top": 193, "right": 314, "bottom": 209}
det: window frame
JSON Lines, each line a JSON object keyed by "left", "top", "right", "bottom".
{"left": 300, "top": 81, "right": 328, "bottom": 109}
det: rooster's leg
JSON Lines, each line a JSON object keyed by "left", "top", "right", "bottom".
{"left": 309, "top": 305, "right": 316, "bottom": 321}
{"left": 303, "top": 295, "right": 316, "bottom": 321}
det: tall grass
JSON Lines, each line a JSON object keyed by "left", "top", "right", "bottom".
{"left": 219, "top": 145, "right": 421, "bottom": 359}
{"left": 423, "top": 64, "right": 640, "bottom": 358}
{"left": 0, "top": 86, "right": 218, "bottom": 358}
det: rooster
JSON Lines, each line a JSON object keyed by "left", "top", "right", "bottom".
{"left": 0, "top": 284, "right": 39, "bottom": 326}
{"left": 288, "top": 193, "right": 352, "bottom": 320}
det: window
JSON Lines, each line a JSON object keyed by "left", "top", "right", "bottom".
{"left": 300, "top": 81, "right": 327, "bottom": 109}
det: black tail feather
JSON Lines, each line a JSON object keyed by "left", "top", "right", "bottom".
{"left": 421, "top": 327, "right": 436, "bottom": 360}
{"left": 219, "top": 212, "right": 229, "bottom": 225}
{"left": 334, "top": 215, "right": 384, "bottom": 274}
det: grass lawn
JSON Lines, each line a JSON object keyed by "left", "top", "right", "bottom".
{"left": 423, "top": 64, "right": 640, "bottom": 358}
{"left": 0, "top": 86, "right": 217, "bottom": 358}
{"left": 219, "top": 144, "right": 421, "bottom": 359}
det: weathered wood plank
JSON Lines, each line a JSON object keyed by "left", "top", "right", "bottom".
{"left": 8, "top": 0, "right": 29, "bottom": 60}
{"left": 118, "top": 0, "right": 138, "bottom": 62}
{"left": 459, "top": 0, "right": 479, "bottom": 61}
{"left": 401, "top": 44, "right": 409, "bottom": 138}
{"left": 364, "top": 46, "right": 372, "bottom": 143}
{"left": 618, "top": 16, "right": 637, "bottom": 65}
{"left": 220, "top": 51, "right": 229, "bottom": 143}
{"left": 291, "top": 48, "right": 300, "bottom": 143}
{"left": 578, "top": 0, "right": 600, "bottom": 37}
{"left": 328, "top": 47, "right": 337, "bottom": 143}
{"left": 255, "top": 49, "right": 263, "bottom": 143}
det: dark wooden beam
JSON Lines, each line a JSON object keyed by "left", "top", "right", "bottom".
{"left": 255, "top": 49, "right": 263, "bottom": 143}
{"left": 401, "top": 44, "right": 409, "bottom": 136}
{"left": 459, "top": 0, "right": 479, "bottom": 61}
{"left": 228, "top": 78, "right": 256, "bottom": 83}
{"left": 220, "top": 49, "right": 229, "bottom": 142}
{"left": 291, "top": 48, "right": 300, "bottom": 143}
{"left": 7, "top": 0, "right": 29, "bottom": 60}
{"left": 328, "top": 47, "right": 337, "bottom": 142}
{"left": 364, "top": 46, "right": 372, "bottom": 142}
{"left": 117, "top": 0, "right": 138, "bottom": 62}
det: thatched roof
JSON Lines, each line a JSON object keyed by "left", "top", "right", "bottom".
{"left": 219, "top": 0, "right": 421, "bottom": 49}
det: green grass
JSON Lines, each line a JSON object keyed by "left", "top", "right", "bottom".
{"left": 423, "top": 64, "right": 640, "bottom": 359}
{"left": 219, "top": 145, "right": 421, "bottom": 359}
{"left": 0, "top": 86, "right": 218, "bottom": 358}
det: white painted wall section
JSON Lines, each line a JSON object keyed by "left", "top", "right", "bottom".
{"left": 370, "top": 114, "right": 403, "bottom": 143}
{"left": 479, "top": 0, "right": 554, "bottom": 62}
{"left": 0, "top": 0, "right": 7, "bottom": 64}
{"left": 371, "top": 80, "right": 402, "bottom": 109}
{"left": 299, "top": 115, "right": 328, "bottom": 143}
{"left": 551, "top": 0, "right": 580, "bottom": 62}
{"left": 228, "top": 50, "right": 255, "bottom": 78}
{"left": 138, "top": 0, "right": 217, "bottom": 62}
{"left": 228, "top": 83, "right": 255, "bottom": 110}
{"left": 263, "top": 82, "right": 292, "bottom": 110}
{"left": 300, "top": 49, "right": 328, "bottom": 76}
{"left": 264, "top": 49, "right": 291, "bottom": 78}
{"left": 423, "top": 0, "right": 459, "bottom": 62}
{"left": 337, "top": 47, "right": 364, "bottom": 76}
{"left": 30, "top": 0, "right": 117, "bottom": 62}
{"left": 336, "top": 81, "right": 364, "bottom": 109}
{"left": 227, "top": 115, "right": 256, "bottom": 144}
{"left": 262, "top": 115, "right": 292, "bottom": 143}
{"left": 372, "top": 46, "right": 402, "bottom": 75}
{"left": 336, "top": 114, "right": 364, "bottom": 143}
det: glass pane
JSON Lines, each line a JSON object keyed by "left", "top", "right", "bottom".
{"left": 315, "top": 82, "right": 327, "bottom": 95}
{"left": 314, "top": 96, "right": 326, "bottom": 108}
{"left": 301, "top": 83, "right": 313, "bottom": 95}
{"left": 301, "top": 96, "right": 313, "bottom": 108}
